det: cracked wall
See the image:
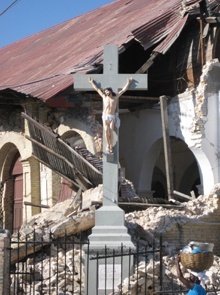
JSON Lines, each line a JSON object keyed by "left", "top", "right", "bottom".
{"left": 168, "top": 59, "right": 220, "bottom": 194}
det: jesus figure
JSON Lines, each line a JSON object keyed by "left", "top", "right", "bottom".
{"left": 89, "top": 77, "right": 132, "bottom": 153}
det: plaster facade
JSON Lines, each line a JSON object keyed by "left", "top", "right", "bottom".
{"left": 119, "top": 60, "right": 220, "bottom": 197}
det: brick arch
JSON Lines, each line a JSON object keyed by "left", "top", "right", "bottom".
{"left": 0, "top": 132, "right": 32, "bottom": 161}
{"left": 57, "top": 118, "right": 102, "bottom": 202}
{"left": 0, "top": 139, "right": 41, "bottom": 232}
{"left": 58, "top": 118, "right": 102, "bottom": 155}
{"left": 61, "top": 130, "right": 86, "bottom": 148}
{"left": 0, "top": 142, "right": 19, "bottom": 182}
{"left": 138, "top": 136, "right": 203, "bottom": 198}
{"left": 0, "top": 143, "right": 22, "bottom": 232}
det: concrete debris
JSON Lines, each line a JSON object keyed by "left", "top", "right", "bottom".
{"left": 126, "top": 193, "right": 218, "bottom": 236}
{"left": 11, "top": 248, "right": 85, "bottom": 295}
{"left": 11, "top": 183, "right": 220, "bottom": 294}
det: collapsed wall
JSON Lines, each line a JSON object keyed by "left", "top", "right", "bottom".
{"left": 126, "top": 183, "right": 220, "bottom": 256}
{"left": 16, "top": 183, "right": 220, "bottom": 257}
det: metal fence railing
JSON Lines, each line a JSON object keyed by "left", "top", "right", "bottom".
{"left": 9, "top": 230, "right": 220, "bottom": 295}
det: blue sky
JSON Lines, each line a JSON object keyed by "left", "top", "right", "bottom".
{"left": 0, "top": 0, "right": 114, "bottom": 48}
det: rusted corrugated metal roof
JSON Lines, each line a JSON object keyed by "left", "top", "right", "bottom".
{"left": 0, "top": 0, "right": 217, "bottom": 101}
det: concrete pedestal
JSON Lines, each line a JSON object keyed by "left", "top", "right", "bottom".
{"left": 84, "top": 206, "right": 135, "bottom": 295}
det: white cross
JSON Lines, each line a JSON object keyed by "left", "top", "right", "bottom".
{"left": 74, "top": 45, "right": 148, "bottom": 206}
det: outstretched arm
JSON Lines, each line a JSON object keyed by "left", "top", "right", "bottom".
{"left": 175, "top": 256, "right": 193, "bottom": 290}
{"left": 89, "top": 77, "right": 104, "bottom": 98}
{"left": 117, "top": 77, "right": 133, "bottom": 97}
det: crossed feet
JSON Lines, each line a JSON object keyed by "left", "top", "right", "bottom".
{"left": 106, "top": 145, "right": 113, "bottom": 154}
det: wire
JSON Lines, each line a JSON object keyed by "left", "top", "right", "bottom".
{"left": 0, "top": 0, "right": 21, "bottom": 17}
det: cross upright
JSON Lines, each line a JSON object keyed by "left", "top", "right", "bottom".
{"left": 74, "top": 45, "right": 147, "bottom": 207}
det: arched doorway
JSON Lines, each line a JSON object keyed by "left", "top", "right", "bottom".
{"left": 62, "top": 130, "right": 86, "bottom": 149}
{"left": 12, "top": 156, "right": 23, "bottom": 231}
{"left": 0, "top": 144, "right": 23, "bottom": 233}
{"left": 152, "top": 137, "right": 201, "bottom": 198}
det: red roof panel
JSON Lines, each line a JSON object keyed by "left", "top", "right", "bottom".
{"left": 0, "top": 0, "right": 217, "bottom": 101}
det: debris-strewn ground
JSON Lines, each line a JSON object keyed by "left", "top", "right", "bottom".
{"left": 14, "top": 184, "right": 220, "bottom": 294}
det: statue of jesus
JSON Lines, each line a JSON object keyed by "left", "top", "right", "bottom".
{"left": 89, "top": 77, "right": 132, "bottom": 154}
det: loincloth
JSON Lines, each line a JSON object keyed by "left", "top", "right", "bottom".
{"left": 102, "top": 113, "right": 120, "bottom": 128}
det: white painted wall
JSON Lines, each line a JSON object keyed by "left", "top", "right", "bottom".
{"left": 119, "top": 77, "right": 220, "bottom": 196}
{"left": 119, "top": 108, "right": 163, "bottom": 191}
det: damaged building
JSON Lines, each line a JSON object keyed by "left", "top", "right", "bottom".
{"left": 0, "top": 0, "right": 220, "bottom": 233}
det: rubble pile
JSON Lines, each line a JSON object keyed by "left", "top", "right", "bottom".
{"left": 11, "top": 184, "right": 220, "bottom": 294}
{"left": 126, "top": 193, "right": 218, "bottom": 237}
{"left": 12, "top": 248, "right": 84, "bottom": 295}
{"left": 11, "top": 243, "right": 220, "bottom": 295}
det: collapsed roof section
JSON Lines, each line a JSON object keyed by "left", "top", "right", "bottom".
{"left": 22, "top": 113, "right": 141, "bottom": 201}
{"left": 21, "top": 113, "right": 103, "bottom": 191}
{"left": 0, "top": 0, "right": 218, "bottom": 101}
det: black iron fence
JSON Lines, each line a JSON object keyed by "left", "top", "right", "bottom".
{"left": 10, "top": 231, "right": 86, "bottom": 294}
{"left": 8, "top": 231, "right": 219, "bottom": 295}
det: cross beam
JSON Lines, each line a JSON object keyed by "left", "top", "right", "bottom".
{"left": 74, "top": 46, "right": 147, "bottom": 94}
{"left": 74, "top": 45, "right": 147, "bottom": 206}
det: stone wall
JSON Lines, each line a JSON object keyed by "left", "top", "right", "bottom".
{"left": 164, "top": 221, "right": 220, "bottom": 255}
{"left": 164, "top": 190, "right": 220, "bottom": 255}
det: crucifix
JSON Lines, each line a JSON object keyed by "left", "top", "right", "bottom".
{"left": 74, "top": 45, "right": 147, "bottom": 207}
{"left": 74, "top": 45, "right": 147, "bottom": 295}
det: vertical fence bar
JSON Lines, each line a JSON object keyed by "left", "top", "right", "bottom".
{"left": 9, "top": 236, "right": 13, "bottom": 295}
{"left": 120, "top": 244, "right": 123, "bottom": 295}
{"left": 159, "top": 235, "right": 163, "bottom": 292}
{"left": 104, "top": 245, "right": 107, "bottom": 295}
{"left": 17, "top": 232, "right": 20, "bottom": 294}
{"left": 72, "top": 238, "right": 75, "bottom": 294}
{"left": 79, "top": 236, "right": 83, "bottom": 295}
{"left": 56, "top": 238, "right": 59, "bottom": 295}
{"left": 112, "top": 248, "right": 115, "bottom": 293}
{"left": 144, "top": 244, "right": 147, "bottom": 295}
{"left": 64, "top": 232, "right": 67, "bottom": 292}
{"left": 86, "top": 241, "right": 89, "bottom": 295}
{"left": 128, "top": 247, "right": 132, "bottom": 295}
{"left": 25, "top": 232, "right": 28, "bottom": 294}
{"left": 33, "top": 230, "right": 37, "bottom": 295}
{"left": 136, "top": 243, "right": 139, "bottom": 295}
{"left": 49, "top": 231, "right": 52, "bottom": 294}
{"left": 96, "top": 251, "right": 99, "bottom": 295}
{"left": 153, "top": 238, "right": 155, "bottom": 293}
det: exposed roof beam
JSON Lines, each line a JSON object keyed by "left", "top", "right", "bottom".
{"left": 136, "top": 52, "right": 160, "bottom": 74}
